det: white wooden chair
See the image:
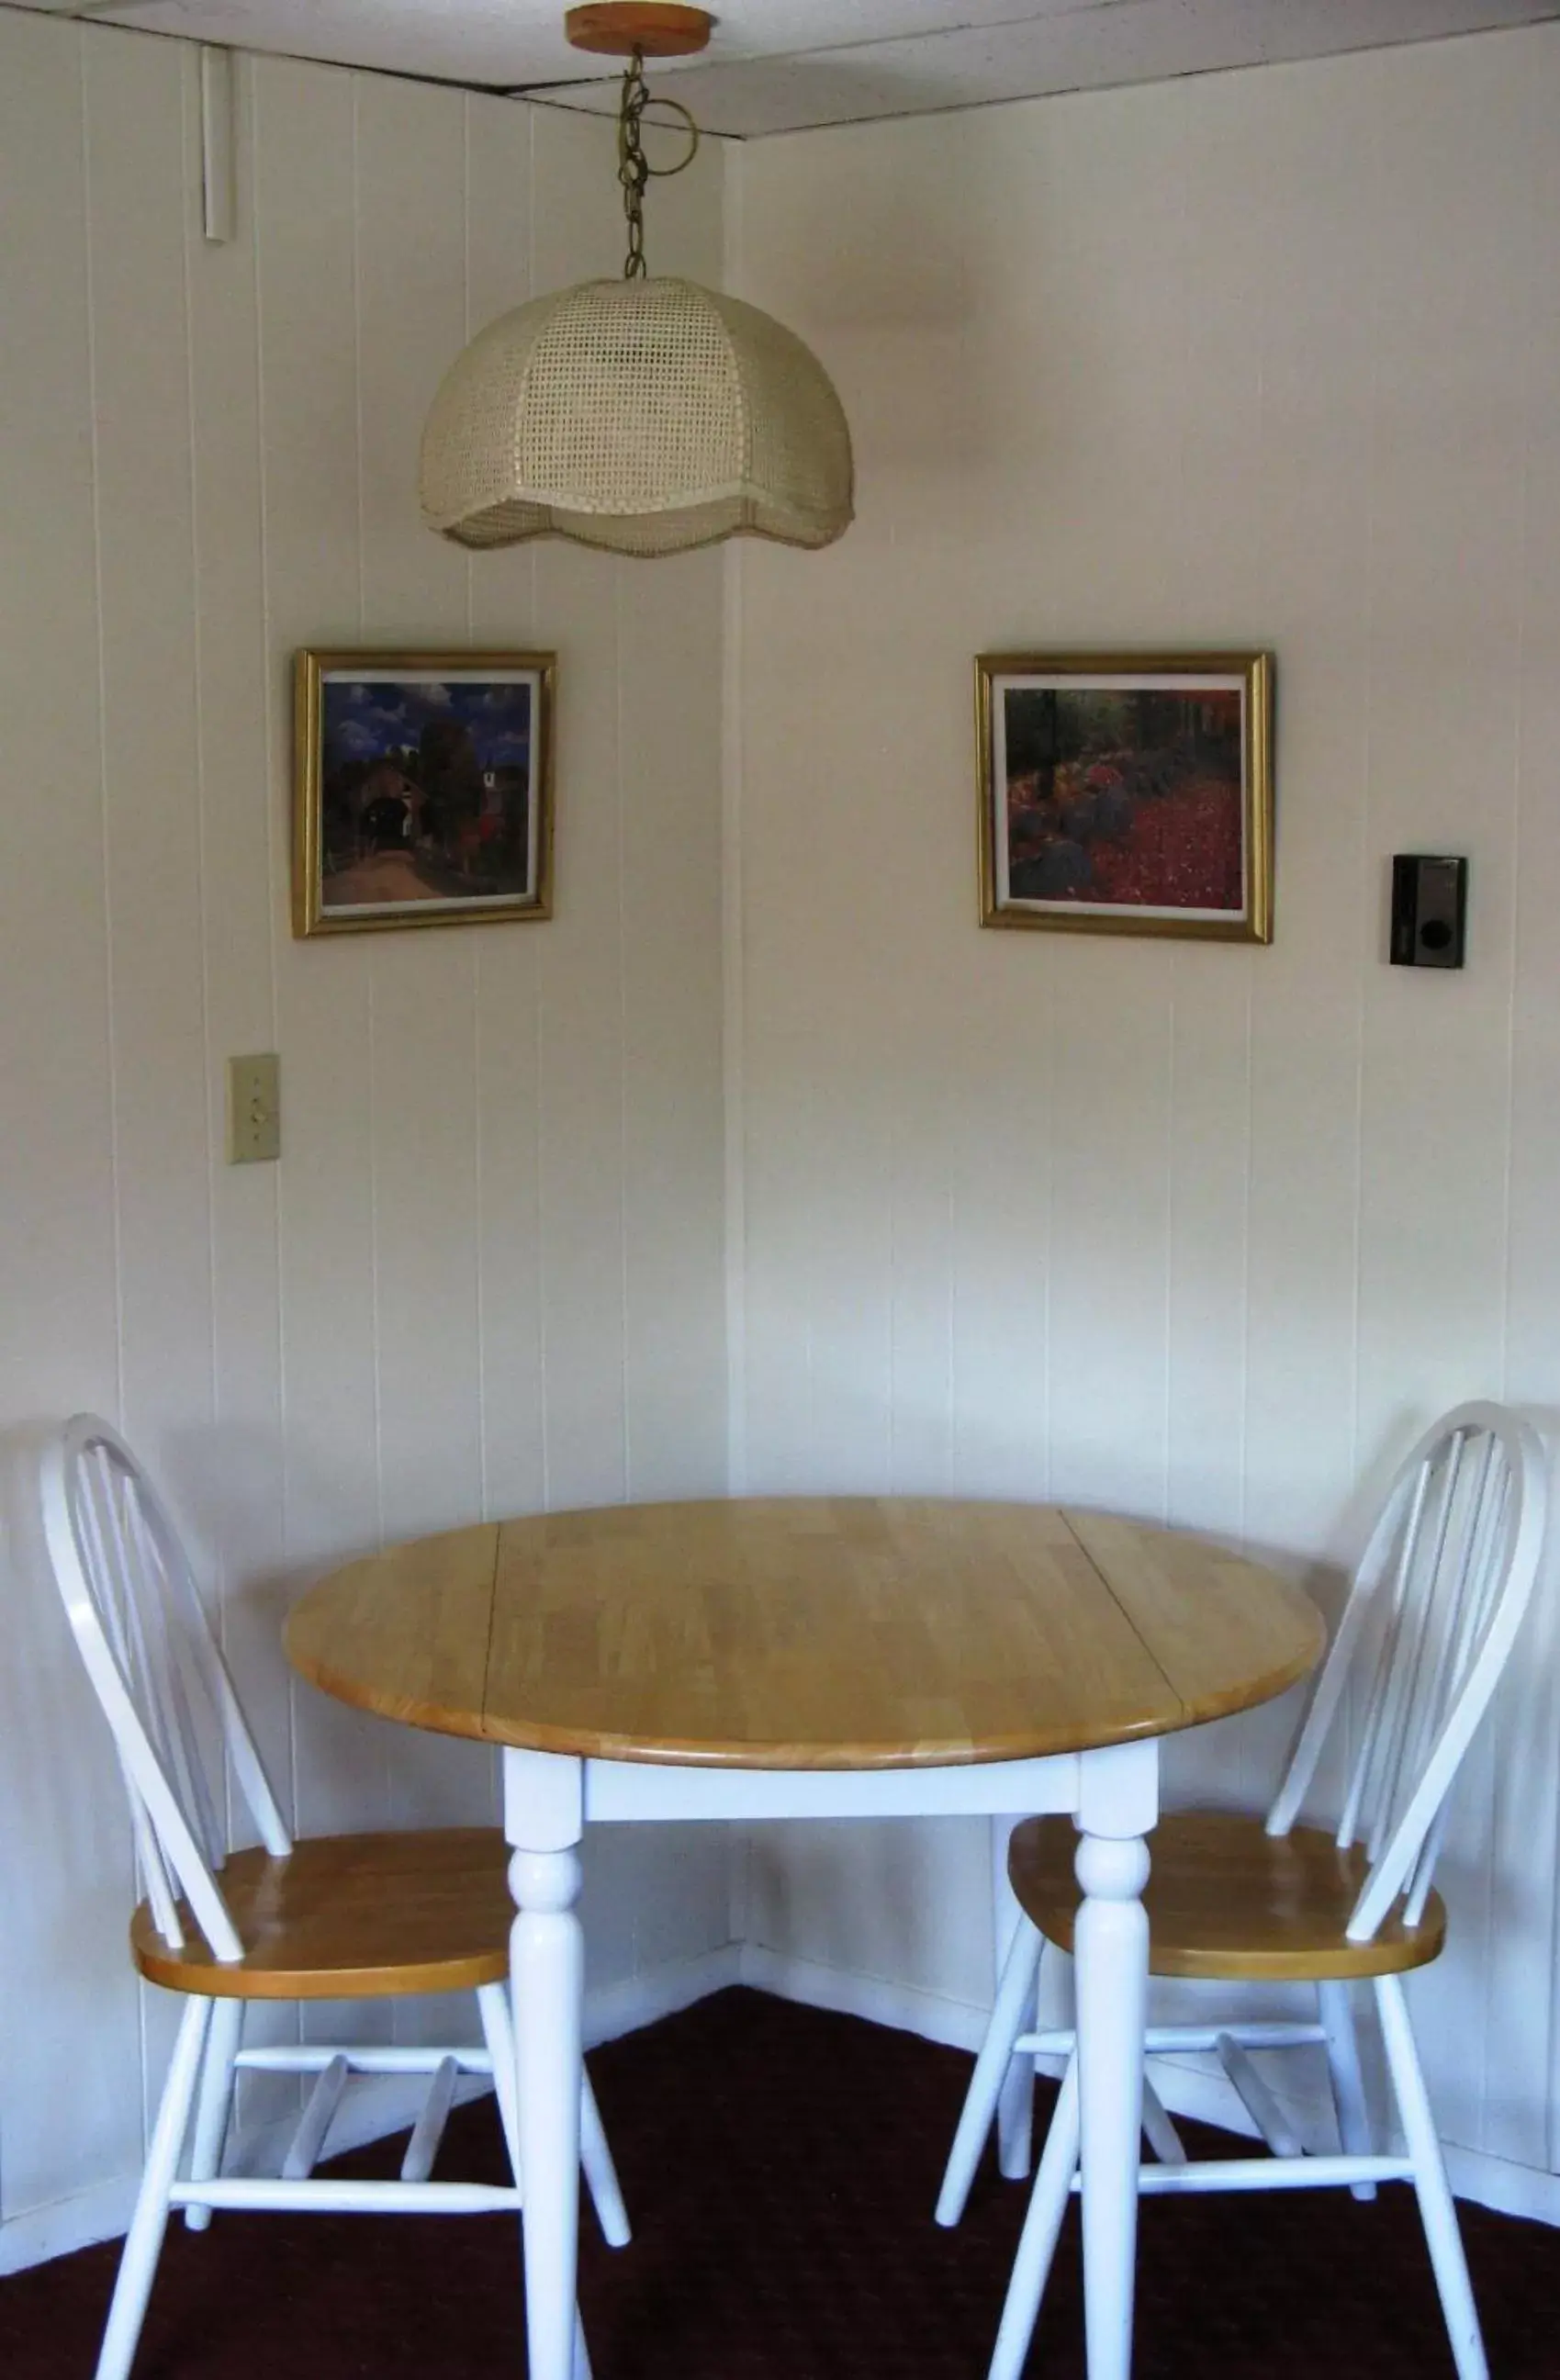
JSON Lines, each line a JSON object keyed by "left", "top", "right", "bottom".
{"left": 936, "top": 1401, "right": 1547, "bottom": 2380}
{"left": 39, "top": 1413, "right": 630, "bottom": 2380}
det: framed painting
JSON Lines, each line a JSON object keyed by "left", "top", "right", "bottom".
{"left": 293, "top": 649, "right": 556, "bottom": 937}
{"left": 976, "top": 650, "right": 1274, "bottom": 941}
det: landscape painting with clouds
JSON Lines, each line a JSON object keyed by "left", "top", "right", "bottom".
{"left": 316, "top": 666, "right": 544, "bottom": 918}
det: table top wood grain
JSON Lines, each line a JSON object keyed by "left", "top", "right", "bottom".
{"left": 284, "top": 1499, "right": 1323, "bottom": 1770}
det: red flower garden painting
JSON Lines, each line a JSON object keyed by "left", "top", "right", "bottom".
{"left": 980, "top": 658, "right": 1274, "bottom": 944}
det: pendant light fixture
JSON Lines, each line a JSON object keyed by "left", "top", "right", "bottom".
{"left": 420, "top": 5, "right": 854, "bottom": 558}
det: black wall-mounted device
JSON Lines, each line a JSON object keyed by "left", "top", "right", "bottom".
{"left": 1390, "top": 854, "right": 1467, "bottom": 970}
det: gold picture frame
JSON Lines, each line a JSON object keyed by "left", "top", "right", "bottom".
{"left": 293, "top": 648, "right": 556, "bottom": 937}
{"left": 977, "top": 649, "right": 1274, "bottom": 942}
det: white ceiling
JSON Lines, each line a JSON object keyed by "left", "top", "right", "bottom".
{"left": 15, "top": 0, "right": 1560, "bottom": 134}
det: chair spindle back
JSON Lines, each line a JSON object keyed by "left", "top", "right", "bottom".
{"left": 39, "top": 1415, "right": 291, "bottom": 1963}
{"left": 1265, "top": 1402, "right": 1546, "bottom": 1943}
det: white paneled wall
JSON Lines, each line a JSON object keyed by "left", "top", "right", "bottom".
{"left": 0, "top": 14, "right": 730, "bottom": 2267}
{"left": 728, "top": 27, "right": 1560, "bottom": 2206}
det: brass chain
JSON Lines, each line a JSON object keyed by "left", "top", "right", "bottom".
{"left": 617, "top": 47, "right": 652, "bottom": 280}
{"left": 616, "top": 44, "right": 701, "bottom": 283}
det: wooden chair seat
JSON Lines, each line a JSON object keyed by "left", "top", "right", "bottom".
{"left": 130, "top": 1826, "right": 512, "bottom": 1999}
{"left": 1009, "top": 1806, "right": 1446, "bottom": 1982}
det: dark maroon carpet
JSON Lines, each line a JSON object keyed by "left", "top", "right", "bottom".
{"left": 3, "top": 1987, "right": 1553, "bottom": 2378}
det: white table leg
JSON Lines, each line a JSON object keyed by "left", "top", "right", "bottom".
{"left": 505, "top": 1749, "right": 586, "bottom": 2380}
{"left": 992, "top": 1813, "right": 1035, "bottom": 2179}
{"left": 1073, "top": 1741, "right": 1156, "bottom": 2380}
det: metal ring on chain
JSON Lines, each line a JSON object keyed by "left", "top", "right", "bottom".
{"left": 638, "top": 96, "right": 700, "bottom": 174}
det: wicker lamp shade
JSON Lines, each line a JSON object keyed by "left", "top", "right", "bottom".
{"left": 419, "top": 275, "right": 854, "bottom": 558}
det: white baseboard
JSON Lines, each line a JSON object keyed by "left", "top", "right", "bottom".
{"left": 0, "top": 1941, "right": 744, "bottom": 2278}
{"left": 0, "top": 2172, "right": 140, "bottom": 2278}
{"left": 586, "top": 1941, "right": 743, "bottom": 2048}
{"left": 741, "top": 1947, "right": 1560, "bottom": 2231}
{"left": 738, "top": 1943, "right": 992, "bottom": 2053}
{"left": 1441, "top": 2138, "right": 1560, "bottom": 2225}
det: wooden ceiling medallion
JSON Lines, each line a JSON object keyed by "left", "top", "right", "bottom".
{"left": 565, "top": 4, "right": 714, "bottom": 57}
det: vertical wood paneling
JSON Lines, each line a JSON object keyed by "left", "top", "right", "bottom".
{"left": 946, "top": 937, "right": 1051, "bottom": 1505}
{"left": 1349, "top": 39, "right": 1532, "bottom": 2158}
{"left": 528, "top": 109, "right": 632, "bottom": 1531}
{"left": 1044, "top": 943, "right": 1175, "bottom": 1517}
{"left": 1231, "top": 52, "right": 1385, "bottom": 1820}
{"left": 616, "top": 132, "right": 727, "bottom": 1509}
{"left": 732, "top": 24, "right": 1560, "bottom": 2164}
{"left": 181, "top": 50, "right": 304, "bottom": 2136}
{"left": 618, "top": 549, "right": 728, "bottom": 1501}
{"left": 1014, "top": 91, "right": 1186, "bottom": 1528}
{"left": 935, "top": 121, "right": 1051, "bottom": 1502}
{"left": 1239, "top": 56, "right": 1377, "bottom": 1583}
{"left": 977, "top": 93, "right": 1191, "bottom": 1528}
{"left": 466, "top": 94, "right": 546, "bottom": 1533}
{"left": 786, "top": 733, "right": 895, "bottom": 1486}
{"left": 1151, "top": 82, "right": 1269, "bottom": 1790}
{"left": 354, "top": 72, "right": 486, "bottom": 1840}
{"left": 0, "top": 15, "right": 730, "bottom": 2252}
{"left": 1161, "top": 72, "right": 1269, "bottom": 1601}
{"left": 0, "top": 14, "right": 141, "bottom": 2208}
{"left": 0, "top": 23, "right": 138, "bottom": 2211}
{"left": 255, "top": 58, "right": 391, "bottom": 1873}
{"left": 182, "top": 49, "right": 291, "bottom": 1822}
{"left": 735, "top": 684, "right": 821, "bottom": 1491}
{"left": 1352, "top": 42, "right": 1523, "bottom": 1447}
{"left": 82, "top": 24, "right": 218, "bottom": 2127}
{"left": 1469, "top": 51, "right": 1560, "bottom": 2181}
{"left": 0, "top": 17, "right": 119, "bottom": 1432}
{"left": 1165, "top": 956, "right": 1251, "bottom": 1542}
{"left": 84, "top": 28, "right": 214, "bottom": 1466}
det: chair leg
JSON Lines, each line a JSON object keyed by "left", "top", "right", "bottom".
{"left": 1319, "top": 1978, "right": 1376, "bottom": 2203}
{"left": 183, "top": 1996, "right": 242, "bottom": 2231}
{"left": 477, "top": 1981, "right": 630, "bottom": 2249}
{"left": 937, "top": 1917, "right": 1046, "bottom": 2227}
{"left": 988, "top": 2052, "right": 1081, "bottom": 2380}
{"left": 996, "top": 2038, "right": 1036, "bottom": 2182}
{"left": 95, "top": 1996, "right": 211, "bottom": 2380}
{"left": 993, "top": 1815, "right": 1036, "bottom": 2181}
{"left": 1375, "top": 1975, "right": 1487, "bottom": 2380}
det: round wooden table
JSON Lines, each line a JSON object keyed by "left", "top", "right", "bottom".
{"left": 287, "top": 1497, "right": 1322, "bottom": 2380}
